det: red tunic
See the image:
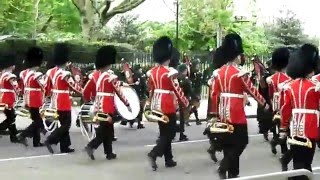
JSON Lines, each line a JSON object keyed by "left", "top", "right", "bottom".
{"left": 148, "top": 65, "right": 189, "bottom": 114}
{"left": 122, "top": 62, "right": 134, "bottom": 84}
{"left": 83, "top": 70, "right": 129, "bottom": 115}
{"left": 266, "top": 72, "right": 290, "bottom": 112}
{"left": 211, "top": 63, "right": 266, "bottom": 124}
{"left": 280, "top": 79, "right": 320, "bottom": 139}
{"left": 45, "top": 67, "right": 73, "bottom": 111}
{"left": 0, "top": 71, "right": 18, "bottom": 108}
{"left": 21, "top": 69, "right": 44, "bottom": 108}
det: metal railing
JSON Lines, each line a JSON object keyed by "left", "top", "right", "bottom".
{"left": 234, "top": 169, "right": 313, "bottom": 180}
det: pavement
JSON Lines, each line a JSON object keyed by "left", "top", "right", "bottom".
{"left": 0, "top": 99, "right": 320, "bottom": 180}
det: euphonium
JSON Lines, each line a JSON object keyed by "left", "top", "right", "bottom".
{"left": 93, "top": 113, "right": 112, "bottom": 123}
{"left": 0, "top": 103, "right": 8, "bottom": 112}
{"left": 143, "top": 100, "right": 169, "bottom": 123}
{"left": 287, "top": 135, "right": 312, "bottom": 148}
{"left": 210, "top": 121, "right": 234, "bottom": 133}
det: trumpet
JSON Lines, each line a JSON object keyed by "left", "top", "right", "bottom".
{"left": 93, "top": 113, "right": 112, "bottom": 123}
{"left": 210, "top": 122, "right": 234, "bottom": 134}
{"left": 287, "top": 135, "right": 312, "bottom": 148}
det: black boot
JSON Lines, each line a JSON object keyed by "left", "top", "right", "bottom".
{"left": 137, "top": 124, "right": 145, "bottom": 129}
{"left": 106, "top": 153, "right": 117, "bottom": 160}
{"left": 279, "top": 156, "right": 288, "bottom": 171}
{"left": 165, "top": 159, "right": 177, "bottom": 168}
{"left": 84, "top": 146, "right": 95, "bottom": 160}
{"left": 33, "top": 142, "right": 44, "bottom": 147}
{"left": 120, "top": 121, "right": 127, "bottom": 126}
{"left": 196, "top": 120, "right": 202, "bottom": 125}
{"left": 44, "top": 140, "right": 54, "bottom": 154}
{"left": 112, "top": 137, "right": 117, "bottom": 141}
{"left": 263, "top": 132, "right": 269, "bottom": 141}
{"left": 179, "top": 134, "right": 189, "bottom": 141}
{"left": 147, "top": 152, "right": 158, "bottom": 171}
{"left": 218, "top": 167, "right": 227, "bottom": 179}
{"left": 61, "top": 148, "right": 75, "bottom": 153}
{"left": 17, "top": 135, "right": 28, "bottom": 147}
{"left": 207, "top": 149, "right": 218, "bottom": 163}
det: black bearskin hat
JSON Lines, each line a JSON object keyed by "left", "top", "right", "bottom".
{"left": 212, "top": 47, "right": 228, "bottom": 69}
{"left": 220, "top": 33, "right": 244, "bottom": 62}
{"left": 271, "top": 47, "right": 290, "bottom": 71}
{"left": 0, "top": 53, "right": 15, "bottom": 70}
{"left": 95, "top": 45, "right": 117, "bottom": 70}
{"left": 152, "top": 36, "right": 173, "bottom": 64}
{"left": 53, "top": 43, "right": 70, "bottom": 66}
{"left": 169, "top": 47, "right": 180, "bottom": 68}
{"left": 286, "top": 44, "right": 319, "bottom": 79}
{"left": 25, "top": 47, "right": 44, "bottom": 68}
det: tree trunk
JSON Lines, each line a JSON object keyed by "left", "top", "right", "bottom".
{"left": 79, "top": 0, "right": 98, "bottom": 40}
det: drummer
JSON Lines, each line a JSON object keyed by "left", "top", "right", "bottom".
{"left": 83, "top": 46, "right": 131, "bottom": 160}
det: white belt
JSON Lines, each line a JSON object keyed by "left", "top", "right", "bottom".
{"left": 220, "top": 93, "right": 244, "bottom": 98}
{"left": 154, "top": 89, "right": 173, "bottom": 94}
{"left": 25, "top": 88, "right": 41, "bottom": 91}
{"left": 52, "top": 89, "right": 69, "bottom": 93}
{"left": 96, "top": 92, "right": 114, "bottom": 96}
{"left": 292, "top": 108, "right": 319, "bottom": 115}
{"left": 0, "top": 89, "right": 14, "bottom": 93}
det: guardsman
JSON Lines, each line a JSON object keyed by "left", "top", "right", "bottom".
{"left": 0, "top": 53, "right": 19, "bottom": 143}
{"left": 83, "top": 46, "right": 131, "bottom": 160}
{"left": 44, "top": 43, "right": 80, "bottom": 154}
{"left": 211, "top": 33, "right": 269, "bottom": 179}
{"left": 280, "top": 44, "right": 319, "bottom": 179}
{"left": 17, "top": 47, "right": 45, "bottom": 147}
{"left": 189, "top": 59, "right": 202, "bottom": 125}
{"left": 266, "top": 47, "right": 290, "bottom": 155}
{"left": 147, "top": 36, "right": 189, "bottom": 171}
{"left": 177, "top": 64, "right": 192, "bottom": 141}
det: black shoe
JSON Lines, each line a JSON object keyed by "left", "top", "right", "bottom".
{"left": 280, "top": 157, "right": 288, "bottom": 171}
{"left": 61, "top": 148, "right": 75, "bottom": 153}
{"left": 270, "top": 140, "right": 277, "bottom": 155}
{"left": 17, "top": 135, "right": 28, "bottom": 147}
{"left": 33, "top": 143, "right": 44, "bottom": 147}
{"left": 196, "top": 121, "right": 202, "bottom": 125}
{"left": 10, "top": 136, "right": 19, "bottom": 143}
{"left": 112, "top": 137, "right": 117, "bottom": 141}
{"left": 147, "top": 152, "right": 158, "bottom": 171}
{"left": 218, "top": 167, "right": 227, "bottom": 179}
{"left": 44, "top": 140, "right": 54, "bottom": 154}
{"left": 179, "top": 135, "right": 189, "bottom": 141}
{"left": 106, "top": 153, "right": 117, "bottom": 160}
{"left": 165, "top": 160, "right": 177, "bottom": 168}
{"left": 186, "top": 122, "right": 191, "bottom": 126}
{"left": 263, "top": 132, "right": 269, "bottom": 141}
{"left": 84, "top": 146, "right": 95, "bottom": 160}
{"left": 120, "top": 121, "right": 127, "bottom": 126}
{"left": 137, "top": 124, "right": 145, "bottom": 129}
{"left": 228, "top": 174, "right": 240, "bottom": 178}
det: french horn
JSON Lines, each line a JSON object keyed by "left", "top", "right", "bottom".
{"left": 287, "top": 135, "right": 312, "bottom": 148}
{"left": 210, "top": 122, "right": 234, "bottom": 133}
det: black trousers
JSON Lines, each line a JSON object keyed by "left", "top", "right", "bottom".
{"left": 20, "top": 108, "right": 44, "bottom": 145}
{"left": 0, "top": 109, "right": 18, "bottom": 140}
{"left": 150, "top": 114, "right": 177, "bottom": 162}
{"left": 179, "top": 108, "right": 186, "bottom": 135}
{"left": 46, "top": 111, "right": 71, "bottom": 152}
{"left": 257, "top": 106, "right": 273, "bottom": 134}
{"left": 88, "top": 121, "right": 113, "bottom": 155}
{"left": 271, "top": 120, "right": 288, "bottom": 154}
{"left": 219, "top": 124, "right": 248, "bottom": 177}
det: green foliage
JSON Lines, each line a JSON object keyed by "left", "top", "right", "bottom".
{"left": 265, "top": 10, "right": 308, "bottom": 49}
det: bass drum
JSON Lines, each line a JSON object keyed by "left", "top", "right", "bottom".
{"left": 114, "top": 86, "right": 140, "bottom": 121}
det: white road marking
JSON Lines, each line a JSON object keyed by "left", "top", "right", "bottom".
{"left": 0, "top": 153, "right": 68, "bottom": 162}
{"left": 144, "top": 133, "right": 270, "bottom": 147}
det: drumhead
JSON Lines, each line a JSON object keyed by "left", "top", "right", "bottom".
{"left": 114, "top": 86, "right": 140, "bottom": 120}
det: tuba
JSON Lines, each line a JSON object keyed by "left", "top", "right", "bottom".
{"left": 287, "top": 135, "right": 312, "bottom": 148}
{"left": 143, "top": 100, "right": 169, "bottom": 123}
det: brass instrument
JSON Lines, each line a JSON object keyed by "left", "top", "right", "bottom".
{"left": 273, "top": 112, "right": 281, "bottom": 122}
{"left": 15, "top": 99, "right": 30, "bottom": 118}
{"left": 143, "top": 100, "right": 169, "bottom": 123}
{"left": 287, "top": 135, "right": 312, "bottom": 148}
{"left": 40, "top": 108, "right": 59, "bottom": 120}
{"left": 210, "top": 121, "right": 234, "bottom": 134}
{"left": 93, "top": 113, "right": 112, "bottom": 123}
{"left": 0, "top": 103, "right": 8, "bottom": 112}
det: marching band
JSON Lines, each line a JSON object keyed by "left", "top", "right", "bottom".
{"left": 0, "top": 33, "right": 320, "bottom": 179}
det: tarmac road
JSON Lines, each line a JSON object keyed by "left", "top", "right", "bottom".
{"left": 0, "top": 100, "right": 320, "bottom": 180}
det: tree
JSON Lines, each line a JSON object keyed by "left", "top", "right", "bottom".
{"left": 265, "top": 10, "right": 307, "bottom": 49}
{"left": 71, "top": 0, "right": 145, "bottom": 40}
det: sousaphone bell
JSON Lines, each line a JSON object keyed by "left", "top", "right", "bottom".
{"left": 287, "top": 135, "right": 312, "bottom": 148}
